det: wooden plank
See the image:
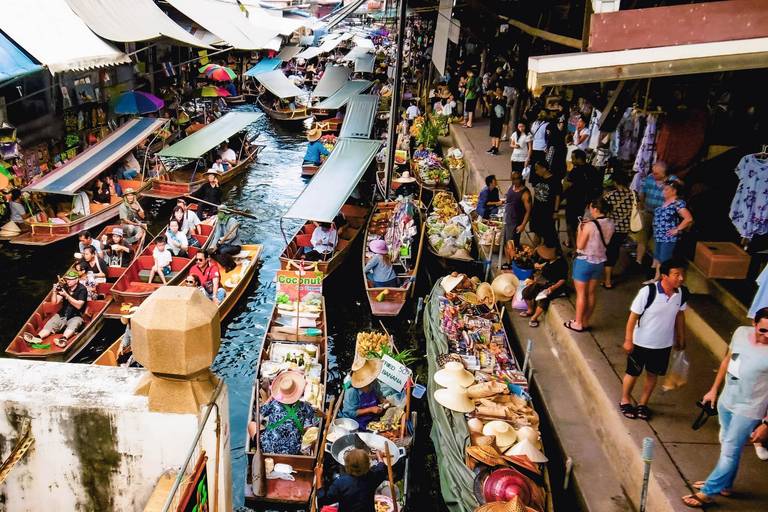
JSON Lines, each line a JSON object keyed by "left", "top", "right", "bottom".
{"left": 589, "top": 0, "right": 768, "bottom": 53}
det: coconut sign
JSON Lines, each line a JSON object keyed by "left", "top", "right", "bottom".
{"left": 275, "top": 269, "right": 324, "bottom": 312}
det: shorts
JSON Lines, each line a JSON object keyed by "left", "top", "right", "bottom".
{"left": 464, "top": 98, "right": 478, "bottom": 116}
{"left": 43, "top": 314, "right": 83, "bottom": 334}
{"left": 654, "top": 240, "right": 676, "bottom": 263}
{"left": 572, "top": 257, "right": 604, "bottom": 282}
{"left": 505, "top": 221, "right": 522, "bottom": 247}
{"left": 626, "top": 345, "right": 673, "bottom": 376}
{"left": 521, "top": 283, "right": 553, "bottom": 310}
{"left": 630, "top": 210, "right": 654, "bottom": 245}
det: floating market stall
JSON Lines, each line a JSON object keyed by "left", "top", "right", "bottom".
{"left": 424, "top": 274, "right": 551, "bottom": 512}
{"left": 300, "top": 134, "right": 337, "bottom": 177}
{"left": 254, "top": 69, "right": 313, "bottom": 123}
{"left": 426, "top": 192, "right": 476, "bottom": 269}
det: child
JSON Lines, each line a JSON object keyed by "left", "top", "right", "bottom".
{"left": 166, "top": 219, "right": 189, "bottom": 258}
{"left": 148, "top": 235, "right": 173, "bottom": 285}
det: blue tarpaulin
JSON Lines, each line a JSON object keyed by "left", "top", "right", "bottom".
{"left": 244, "top": 58, "right": 282, "bottom": 77}
{"left": 0, "top": 32, "right": 42, "bottom": 82}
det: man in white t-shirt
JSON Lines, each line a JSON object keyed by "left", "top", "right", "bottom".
{"left": 621, "top": 259, "right": 688, "bottom": 420}
{"left": 406, "top": 101, "right": 420, "bottom": 120}
{"left": 217, "top": 142, "right": 237, "bottom": 167}
{"left": 442, "top": 95, "right": 456, "bottom": 117}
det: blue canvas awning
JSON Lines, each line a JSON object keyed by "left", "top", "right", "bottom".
{"left": 338, "top": 95, "right": 379, "bottom": 139}
{"left": 314, "top": 80, "right": 372, "bottom": 109}
{"left": 0, "top": 32, "right": 42, "bottom": 82}
{"left": 24, "top": 118, "right": 166, "bottom": 194}
{"left": 244, "top": 58, "right": 282, "bottom": 77}
{"left": 283, "top": 138, "right": 381, "bottom": 222}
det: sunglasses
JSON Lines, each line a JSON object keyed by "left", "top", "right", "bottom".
{"left": 196, "top": 257, "right": 206, "bottom": 262}
{"left": 185, "top": 279, "right": 196, "bottom": 284}
{"left": 759, "top": 328, "right": 768, "bottom": 334}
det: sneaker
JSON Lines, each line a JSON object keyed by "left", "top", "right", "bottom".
{"left": 501, "top": 134, "right": 508, "bottom": 141}
{"left": 492, "top": 147, "right": 500, "bottom": 155}
{"left": 486, "top": 147, "right": 495, "bottom": 154}
{"left": 756, "top": 444, "right": 768, "bottom": 460}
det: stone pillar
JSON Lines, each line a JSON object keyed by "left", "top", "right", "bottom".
{"left": 131, "top": 287, "right": 221, "bottom": 414}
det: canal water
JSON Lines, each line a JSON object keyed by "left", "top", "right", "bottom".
{"left": 0, "top": 104, "right": 446, "bottom": 511}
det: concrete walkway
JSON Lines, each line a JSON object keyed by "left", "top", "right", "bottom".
{"left": 445, "top": 117, "right": 768, "bottom": 511}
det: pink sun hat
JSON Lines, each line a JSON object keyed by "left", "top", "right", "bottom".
{"left": 369, "top": 239, "right": 389, "bottom": 254}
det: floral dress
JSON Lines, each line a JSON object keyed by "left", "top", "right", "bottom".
{"left": 259, "top": 399, "right": 316, "bottom": 455}
{"left": 729, "top": 154, "right": 768, "bottom": 239}
{"left": 653, "top": 199, "right": 686, "bottom": 243}
{"left": 79, "top": 271, "right": 99, "bottom": 300}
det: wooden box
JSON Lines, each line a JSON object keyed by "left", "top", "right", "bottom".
{"left": 694, "top": 242, "right": 751, "bottom": 280}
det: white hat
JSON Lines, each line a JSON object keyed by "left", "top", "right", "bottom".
{"left": 433, "top": 385, "right": 475, "bottom": 413}
{"left": 482, "top": 421, "right": 517, "bottom": 450}
{"left": 492, "top": 273, "right": 520, "bottom": 302}
{"left": 393, "top": 171, "right": 416, "bottom": 184}
{"left": 440, "top": 274, "right": 464, "bottom": 293}
{"left": 515, "top": 426, "right": 541, "bottom": 449}
{"left": 504, "top": 439, "right": 548, "bottom": 463}
{"left": 434, "top": 361, "right": 474, "bottom": 388}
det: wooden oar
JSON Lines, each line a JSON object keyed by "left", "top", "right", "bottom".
{"left": 252, "top": 395, "right": 266, "bottom": 497}
{"left": 183, "top": 194, "right": 257, "bottom": 219}
{"left": 309, "top": 395, "right": 337, "bottom": 512}
{"left": 385, "top": 444, "right": 399, "bottom": 512}
{"left": 410, "top": 220, "right": 427, "bottom": 299}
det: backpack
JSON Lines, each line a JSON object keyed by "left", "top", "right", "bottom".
{"left": 637, "top": 283, "right": 690, "bottom": 326}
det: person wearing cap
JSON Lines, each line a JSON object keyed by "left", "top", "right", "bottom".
{"left": 315, "top": 448, "right": 388, "bottom": 512}
{"left": 340, "top": 358, "right": 388, "bottom": 430}
{"left": 102, "top": 228, "right": 134, "bottom": 267}
{"left": 211, "top": 209, "right": 242, "bottom": 256}
{"left": 217, "top": 142, "right": 237, "bottom": 168}
{"left": 33, "top": 270, "right": 88, "bottom": 347}
{"left": 520, "top": 241, "right": 568, "bottom": 328}
{"left": 192, "top": 170, "right": 223, "bottom": 219}
{"left": 303, "top": 129, "right": 330, "bottom": 166}
{"left": 119, "top": 188, "right": 145, "bottom": 243}
{"left": 364, "top": 240, "right": 397, "bottom": 288}
{"left": 392, "top": 171, "right": 418, "bottom": 198}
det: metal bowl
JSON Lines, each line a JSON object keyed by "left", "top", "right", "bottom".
{"left": 327, "top": 426, "right": 350, "bottom": 443}
{"left": 333, "top": 418, "right": 359, "bottom": 432}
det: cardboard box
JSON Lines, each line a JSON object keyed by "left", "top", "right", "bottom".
{"left": 694, "top": 242, "right": 751, "bottom": 280}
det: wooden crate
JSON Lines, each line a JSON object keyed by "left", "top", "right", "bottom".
{"left": 693, "top": 242, "right": 751, "bottom": 280}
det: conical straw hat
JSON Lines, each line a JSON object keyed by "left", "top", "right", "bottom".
{"left": 492, "top": 273, "right": 519, "bottom": 302}
{"left": 434, "top": 385, "right": 475, "bottom": 413}
{"left": 470, "top": 433, "right": 496, "bottom": 447}
{"left": 483, "top": 421, "right": 517, "bottom": 449}
{"left": 434, "top": 361, "right": 474, "bottom": 388}
{"left": 504, "top": 439, "right": 548, "bottom": 463}
{"left": 466, "top": 445, "right": 507, "bottom": 467}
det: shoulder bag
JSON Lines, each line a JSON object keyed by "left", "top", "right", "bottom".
{"left": 630, "top": 190, "right": 643, "bottom": 233}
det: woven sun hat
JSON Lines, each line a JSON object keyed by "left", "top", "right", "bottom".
{"left": 434, "top": 385, "right": 475, "bottom": 413}
{"left": 491, "top": 273, "right": 520, "bottom": 302}
{"left": 500, "top": 454, "right": 542, "bottom": 477}
{"left": 482, "top": 467, "right": 533, "bottom": 504}
{"left": 350, "top": 357, "right": 383, "bottom": 389}
{"left": 476, "top": 282, "right": 495, "bottom": 305}
{"left": 271, "top": 371, "right": 306, "bottom": 404}
{"left": 440, "top": 274, "right": 465, "bottom": 293}
{"left": 471, "top": 433, "right": 496, "bottom": 447}
{"left": 351, "top": 356, "right": 367, "bottom": 372}
{"left": 453, "top": 248, "right": 472, "bottom": 260}
{"left": 204, "top": 169, "right": 221, "bottom": 176}
{"left": 393, "top": 171, "right": 416, "bottom": 183}
{"left": 514, "top": 426, "right": 541, "bottom": 449}
{"left": 504, "top": 439, "right": 548, "bottom": 463}
{"left": 535, "top": 243, "right": 557, "bottom": 261}
{"left": 123, "top": 187, "right": 136, "bottom": 195}
{"left": 307, "top": 128, "right": 322, "bottom": 142}
{"left": 466, "top": 445, "right": 507, "bottom": 467}
{"left": 434, "top": 361, "right": 475, "bottom": 388}
{"left": 0, "top": 221, "right": 21, "bottom": 237}
{"left": 467, "top": 417, "right": 484, "bottom": 433}
{"left": 483, "top": 421, "right": 517, "bottom": 450}
{"left": 436, "top": 352, "right": 465, "bottom": 368}
{"left": 369, "top": 239, "right": 389, "bottom": 254}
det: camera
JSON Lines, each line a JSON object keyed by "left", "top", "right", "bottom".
{"left": 55, "top": 284, "right": 65, "bottom": 293}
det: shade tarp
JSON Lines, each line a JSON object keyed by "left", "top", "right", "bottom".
{"left": 342, "top": 46, "right": 370, "bottom": 62}
{"left": 0, "top": 32, "right": 42, "bottom": 82}
{"left": 25, "top": 118, "right": 166, "bottom": 194}
{"left": 0, "top": 0, "right": 130, "bottom": 74}
{"left": 253, "top": 69, "right": 305, "bottom": 99}
{"left": 283, "top": 138, "right": 381, "bottom": 222}
{"left": 62, "top": 0, "right": 210, "bottom": 47}
{"left": 354, "top": 53, "right": 376, "bottom": 73}
{"left": 158, "top": 112, "right": 262, "bottom": 159}
{"left": 277, "top": 45, "right": 302, "bottom": 61}
{"left": 353, "top": 36, "right": 374, "bottom": 48}
{"left": 244, "top": 58, "right": 282, "bottom": 77}
{"left": 312, "top": 65, "right": 352, "bottom": 97}
{"left": 295, "top": 37, "right": 343, "bottom": 60}
{"left": 167, "top": 0, "right": 280, "bottom": 50}
{"left": 325, "top": 0, "right": 367, "bottom": 31}
{"left": 245, "top": 5, "right": 306, "bottom": 36}
{"left": 315, "top": 80, "right": 372, "bottom": 109}
{"left": 338, "top": 95, "right": 379, "bottom": 139}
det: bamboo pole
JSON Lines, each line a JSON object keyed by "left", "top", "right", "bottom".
{"left": 385, "top": 444, "right": 399, "bottom": 512}
{"left": 410, "top": 220, "right": 427, "bottom": 299}
{"left": 309, "top": 396, "right": 336, "bottom": 512}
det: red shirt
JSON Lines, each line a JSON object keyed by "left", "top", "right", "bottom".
{"left": 190, "top": 262, "right": 220, "bottom": 285}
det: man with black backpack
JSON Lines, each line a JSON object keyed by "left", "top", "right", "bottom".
{"left": 620, "top": 258, "right": 689, "bottom": 420}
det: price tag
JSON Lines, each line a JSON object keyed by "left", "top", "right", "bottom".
{"left": 377, "top": 354, "right": 411, "bottom": 393}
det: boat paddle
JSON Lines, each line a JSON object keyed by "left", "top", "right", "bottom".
{"left": 309, "top": 395, "right": 337, "bottom": 512}
{"left": 384, "top": 443, "right": 399, "bottom": 512}
{"left": 252, "top": 394, "right": 266, "bottom": 497}
{"left": 183, "top": 195, "right": 257, "bottom": 220}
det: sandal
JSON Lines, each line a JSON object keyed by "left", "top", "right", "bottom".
{"left": 564, "top": 320, "right": 584, "bottom": 333}
{"left": 529, "top": 320, "right": 539, "bottom": 328}
{"left": 693, "top": 481, "right": 731, "bottom": 497}
{"left": 619, "top": 403, "right": 637, "bottom": 419}
{"left": 23, "top": 332, "right": 43, "bottom": 346}
{"left": 636, "top": 405, "right": 652, "bottom": 420}
{"left": 682, "top": 494, "right": 715, "bottom": 508}
{"left": 53, "top": 336, "right": 68, "bottom": 348}
{"left": 601, "top": 282, "right": 614, "bottom": 290}
{"left": 519, "top": 311, "right": 532, "bottom": 318}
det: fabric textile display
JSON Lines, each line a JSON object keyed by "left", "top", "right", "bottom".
{"left": 748, "top": 264, "right": 768, "bottom": 319}
{"left": 655, "top": 109, "right": 707, "bottom": 179}
{"left": 631, "top": 114, "right": 658, "bottom": 193}
{"left": 729, "top": 154, "right": 768, "bottom": 240}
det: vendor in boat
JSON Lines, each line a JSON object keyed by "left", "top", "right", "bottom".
{"left": 302, "top": 128, "right": 330, "bottom": 167}
{"left": 476, "top": 174, "right": 504, "bottom": 220}
{"left": 212, "top": 208, "right": 242, "bottom": 256}
{"left": 119, "top": 188, "right": 145, "bottom": 243}
{"left": 217, "top": 141, "right": 237, "bottom": 168}
{"left": 26, "top": 270, "right": 88, "bottom": 348}
{"left": 306, "top": 222, "right": 337, "bottom": 261}
{"left": 392, "top": 171, "right": 418, "bottom": 198}
{"left": 340, "top": 358, "right": 388, "bottom": 430}
{"left": 225, "top": 80, "right": 237, "bottom": 97}
{"left": 8, "top": 189, "right": 28, "bottom": 223}
{"left": 247, "top": 371, "right": 319, "bottom": 455}
{"left": 364, "top": 240, "right": 398, "bottom": 288}
{"left": 315, "top": 448, "right": 388, "bottom": 512}
{"left": 413, "top": 142, "right": 430, "bottom": 159}
{"left": 102, "top": 228, "right": 134, "bottom": 267}
{"left": 192, "top": 170, "right": 223, "bottom": 219}
{"left": 57, "top": 191, "right": 90, "bottom": 222}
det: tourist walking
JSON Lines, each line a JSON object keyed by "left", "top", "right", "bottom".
{"left": 565, "top": 198, "right": 614, "bottom": 333}
{"left": 509, "top": 121, "right": 532, "bottom": 173}
{"left": 647, "top": 180, "right": 693, "bottom": 283}
{"left": 621, "top": 259, "right": 688, "bottom": 420}
{"left": 486, "top": 87, "right": 506, "bottom": 155}
{"left": 462, "top": 69, "right": 479, "bottom": 128}
{"left": 633, "top": 162, "right": 675, "bottom": 269}
{"left": 602, "top": 171, "right": 636, "bottom": 289}
{"left": 682, "top": 308, "right": 768, "bottom": 508}
{"left": 529, "top": 160, "right": 562, "bottom": 247}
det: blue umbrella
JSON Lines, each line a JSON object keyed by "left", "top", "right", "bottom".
{"left": 109, "top": 91, "right": 164, "bottom": 115}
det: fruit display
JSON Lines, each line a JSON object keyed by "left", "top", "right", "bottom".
{"left": 444, "top": 147, "right": 465, "bottom": 170}
{"left": 474, "top": 219, "right": 503, "bottom": 248}
{"left": 302, "top": 376, "right": 324, "bottom": 410}
{"left": 413, "top": 153, "right": 450, "bottom": 185}
{"left": 427, "top": 192, "right": 472, "bottom": 258}
{"left": 357, "top": 331, "right": 389, "bottom": 356}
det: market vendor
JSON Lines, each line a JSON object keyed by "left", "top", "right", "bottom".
{"left": 315, "top": 449, "right": 387, "bottom": 512}
{"left": 520, "top": 241, "right": 568, "bottom": 328}
{"left": 392, "top": 171, "right": 418, "bottom": 198}
{"left": 340, "top": 358, "right": 388, "bottom": 430}
{"left": 476, "top": 174, "right": 504, "bottom": 219}
{"left": 413, "top": 142, "right": 430, "bottom": 159}
{"left": 303, "top": 128, "right": 330, "bottom": 166}
{"left": 248, "top": 371, "right": 319, "bottom": 455}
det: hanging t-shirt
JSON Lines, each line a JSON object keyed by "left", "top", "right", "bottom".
{"left": 631, "top": 113, "right": 659, "bottom": 192}
{"left": 720, "top": 326, "right": 768, "bottom": 420}
{"left": 729, "top": 154, "right": 768, "bottom": 239}
{"left": 748, "top": 265, "right": 768, "bottom": 319}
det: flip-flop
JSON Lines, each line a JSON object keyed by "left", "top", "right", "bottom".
{"left": 564, "top": 320, "right": 584, "bottom": 333}
{"left": 519, "top": 311, "right": 532, "bottom": 318}
{"left": 682, "top": 494, "right": 715, "bottom": 508}
{"left": 529, "top": 320, "right": 539, "bottom": 328}
{"left": 636, "top": 405, "right": 652, "bottom": 420}
{"left": 53, "top": 337, "right": 68, "bottom": 348}
{"left": 23, "top": 332, "right": 43, "bottom": 346}
{"left": 693, "top": 481, "right": 731, "bottom": 497}
{"left": 619, "top": 403, "right": 637, "bottom": 419}
{"left": 601, "top": 282, "right": 614, "bottom": 290}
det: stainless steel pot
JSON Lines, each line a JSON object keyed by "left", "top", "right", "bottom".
{"left": 326, "top": 432, "right": 406, "bottom": 466}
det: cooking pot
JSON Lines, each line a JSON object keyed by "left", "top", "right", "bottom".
{"left": 326, "top": 432, "right": 406, "bottom": 466}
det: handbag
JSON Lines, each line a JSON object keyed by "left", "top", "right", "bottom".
{"left": 691, "top": 400, "right": 718, "bottom": 430}
{"left": 630, "top": 191, "right": 643, "bottom": 233}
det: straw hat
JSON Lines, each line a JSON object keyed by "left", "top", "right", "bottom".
{"left": 483, "top": 467, "right": 533, "bottom": 504}
{"left": 440, "top": 274, "right": 464, "bottom": 293}
{"left": 434, "top": 385, "right": 475, "bottom": 413}
{"left": 476, "top": 282, "right": 495, "bottom": 305}
{"left": 491, "top": 274, "right": 520, "bottom": 302}
{"left": 271, "top": 371, "right": 306, "bottom": 404}
{"left": 467, "top": 417, "right": 484, "bottom": 433}
{"left": 204, "top": 169, "right": 221, "bottom": 176}
{"left": 436, "top": 352, "right": 464, "bottom": 368}
{"left": 471, "top": 433, "right": 496, "bottom": 447}
{"left": 535, "top": 244, "right": 557, "bottom": 261}
{"left": 434, "top": 361, "right": 474, "bottom": 388}
{"left": 351, "top": 356, "right": 367, "bottom": 372}
{"left": 393, "top": 171, "right": 416, "bottom": 183}
{"left": 0, "top": 221, "right": 21, "bottom": 237}
{"left": 350, "top": 358, "right": 382, "bottom": 388}
{"left": 369, "top": 239, "right": 389, "bottom": 254}
{"left": 123, "top": 187, "right": 136, "bottom": 196}
{"left": 466, "top": 445, "right": 507, "bottom": 467}
{"left": 475, "top": 497, "right": 535, "bottom": 512}
{"left": 483, "top": 421, "right": 517, "bottom": 450}
{"left": 504, "top": 439, "right": 548, "bottom": 463}
{"left": 500, "top": 454, "right": 541, "bottom": 477}
{"left": 514, "top": 426, "right": 541, "bottom": 449}
{"left": 307, "top": 128, "right": 322, "bottom": 142}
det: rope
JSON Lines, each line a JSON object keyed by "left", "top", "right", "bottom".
{"left": 0, "top": 419, "right": 34, "bottom": 485}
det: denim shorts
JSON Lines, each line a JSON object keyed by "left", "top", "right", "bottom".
{"left": 654, "top": 241, "right": 676, "bottom": 263}
{"left": 572, "top": 257, "right": 604, "bottom": 282}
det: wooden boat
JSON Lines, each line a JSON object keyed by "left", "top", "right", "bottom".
{"left": 105, "top": 221, "right": 216, "bottom": 318}
{"left": 225, "top": 95, "right": 247, "bottom": 105}
{"left": 279, "top": 204, "right": 371, "bottom": 278}
{"left": 425, "top": 192, "right": 477, "bottom": 271}
{"left": 145, "top": 144, "right": 263, "bottom": 200}
{"left": 149, "top": 129, "right": 180, "bottom": 153}
{"left": 257, "top": 98, "right": 314, "bottom": 123}
{"left": 410, "top": 159, "right": 450, "bottom": 192}
{"left": 244, "top": 300, "right": 328, "bottom": 506}
{"left": 363, "top": 201, "right": 422, "bottom": 317}
{"left": 312, "top": 118, "right": 342, "bottom": 135}
{"left": 11, "top": 179, "right": 149, "bottom": 246}
{"left": 300, "top": 164, "right": 319, "bottom": 178}
{"left": 93, "top": 336, "right": 123, "bottom": 366}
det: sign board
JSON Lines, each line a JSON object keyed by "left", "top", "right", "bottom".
{"left": 276, "top": 269, "right": 324, "bottom": 306}
{"left": 377, "top": 354, "right": 410, "bottom": 393}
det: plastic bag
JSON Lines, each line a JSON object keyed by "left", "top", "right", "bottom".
{"left": 438, "top": 238, "right": 458, "bottom": 257}
{"left": 511, "top": 282, "right": 528, "bottom": 310}
{"left": 663, "top": 350, "right": 690, "bottom": 391}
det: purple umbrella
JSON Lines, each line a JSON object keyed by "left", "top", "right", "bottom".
{"left": 110, "top": 91, "right": 165, "bottom": 115}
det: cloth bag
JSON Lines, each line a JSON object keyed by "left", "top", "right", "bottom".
{"left": 630, "top": 190, "right": 643, "bottom": 233}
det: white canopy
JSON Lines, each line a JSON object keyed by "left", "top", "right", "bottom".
{"left": 254, "top": 69, "right": 306, "bottom": 99}
{"left": 353, "top": 36, "right": 374, "bottom": 48}
{"left": 354, "top": 53, "right": 376, "bottom": 73}
{"left": 167, "top": 0, "right": 280, "bottom": 50}
{"left": 0, "top": 0, "right": 130, "bottom": 74}
{"left": 62, "top": 0, "right": 210, "bottom": 47}
{"left": 277, "top": 45, "right": 303, "bottom": 61}
{"left": 295, "top": 37, "right": 343, "bottom": 60}
{"left": 312, "top": 65, "right": 352, "bottom": 97}
{"left": 342, "top": 46, "right": 371, "bottom": 62}
{"left": 245, "top": 5, "right": 308, "bottom": 36}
